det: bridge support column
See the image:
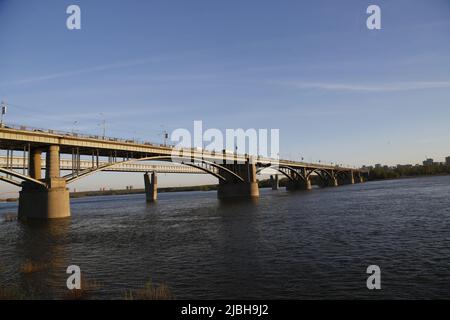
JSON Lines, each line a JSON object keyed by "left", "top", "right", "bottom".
{"left": 217, "top": 162, "right": 259, "bottom": 199}
{"left": 29, "top": 148, "right": 42, "bottom": 179}
{"left": 286, "top": 177, "right": 312, "bottom": 191}
{"left": 330, "top": 177, "right": 339, "bottom": 187}
{"left": 354, "top": 172, "right": 364, "bottom": 183}
{"left": 144, "top": 172, "right": 157, "bottom": 202}
{"left": 349, "top": 172, "right": 355, "bottom": 184}
{"left": 270, "top": 175, "right": 279, "bottom": 190}
{"left": 18, "top": 145, "right": 70, "bottom": 220}
{"left": 18, "top": 180, "right": 70, "bottom": 219}
{"left": 339, "top": 172, "right": 355, "bottom": 185}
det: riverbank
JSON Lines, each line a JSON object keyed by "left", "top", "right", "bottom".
{"left": 0, "top": 184, "right": 220, "bottom": 202}
{"left": 368, "top": 164, "right": 450, "bottom": 181}
{"left": 367, "top": 172, "right": 450, "bottom": 182}
{"left": 70, "top": 184, "right": 219, "bottom": 198}
{"left": 0, "top": 178, "right": 287, "bottom": 202}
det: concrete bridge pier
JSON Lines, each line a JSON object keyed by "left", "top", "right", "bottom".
{"left": 349, "top": 172, "right": 355, "bottom": 184}
{"left": 321, "top": 176, "right": 339, "bottom": 187}
{"left": 144, "top": 171, "right": 157, "bottom": 202}
{"left": 329, "top": 177, "right": 339, "bottom": 187}
{"left": 270, "top": 175, "right": 279, "bottom": 190}
{"left": 353, "top": 172, "right": 364, "bottom": 183}
{"left": 339, "top": 171, "right": 355, "bottom": 185}
{"left": 18, "top": 145, "right": 71, "bottom": 220}
{"left": 286, "top": 177, "right": 312, "bottom": 191}
{"left": 29, "top": 148, "right": 42, "bottom": 179}
{"left": 285, "top": 168, "right": 311, "bottom": 191}
{"left": 217, "top": 161, "right": 259, "bottom": 199}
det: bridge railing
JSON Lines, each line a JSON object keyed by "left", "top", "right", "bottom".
{"left": 1, "top": 123, "right": 361, "bottom": 171}
{"left": 1, "top": 122, "right": 175, "bottom": 149}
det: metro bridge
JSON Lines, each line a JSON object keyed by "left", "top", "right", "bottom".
{"left": 0, "top": 124, "right": 367, "bottom": 219}
{"left": 0, "top": 156, "right": 205, "bottom": 177}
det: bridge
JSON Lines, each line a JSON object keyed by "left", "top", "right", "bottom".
{"left": 0, "top": 124, "right": 367, "bottom": 219}
{"left": 0, "top": 156, "right": 205, "bottom": 175}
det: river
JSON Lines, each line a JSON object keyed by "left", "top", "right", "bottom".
{"left": 1, "top": 175, "right": 450, "bottom": 299}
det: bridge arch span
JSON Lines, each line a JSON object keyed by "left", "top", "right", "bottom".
{"left": 257, "top": 166, "right": 294, "bottom": 182}
{"left": 306, "top": 168, "right": 334, "bottom": 180}
{"left": 306, "top": 168, "right": 339, "bottom": 186}
{"left": 65, "top": 156, "right": 245, "bottom": 184}
{"left": 0, "top": 168, "right": 46, "bottom": 187}
{"left": 0, "top": 175, "right": 23, "bottom": 187}
{"left": 335, "top": 170, "right": 352, "bottom": 179}
{"left": 256, "top": 165, "right": 307, "bottom": 182}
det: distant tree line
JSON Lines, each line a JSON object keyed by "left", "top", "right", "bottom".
{"left": 368, "top": 164, "right": 450, "bottom": 180}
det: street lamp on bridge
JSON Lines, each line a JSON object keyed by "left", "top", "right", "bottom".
{"left": 0, "top": 101, "right": 7, "bottom": 127}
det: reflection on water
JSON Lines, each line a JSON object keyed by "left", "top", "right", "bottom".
{"left": 1, "top": 219, "right": 70, "bottom": 298}
{"left": 19, "top": 220, "right": 70, "bottom": 297}
{"left": 1, "top": 175, "right": 450, "bottom": 299}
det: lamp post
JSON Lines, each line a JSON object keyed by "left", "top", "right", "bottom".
{"left": 71, "top": 120, "right": 78, "bottom": 134}
{"left": 99, "top": 113, "right": 106, "bottom": 139}
{"left": 0, "top": 101, "right": 7, "bottom": 127}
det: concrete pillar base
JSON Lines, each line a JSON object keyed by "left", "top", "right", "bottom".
{"left": 320, "top": 178, "right": 339, "bottom": 188}
{"left": 18, "top": 183, "right": 70, "bottom": 220}
{"left": 270, "top": 175, "right": 279, "bottom": 190}
{"left": 144, "top": 172, "right": 157, "bottom": 202}
{"left": 218, "top": 182, "right": 259, "bottom": 199}
{"left": 340, "top": 177, "right": 355, "bottom": 185}
{"left": 286, "top": 179, "right": 312, "bottom": 191}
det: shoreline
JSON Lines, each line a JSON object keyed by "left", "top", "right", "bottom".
{"left": 2, "top": 173, "right": 449, "bottom": 202}
{"left": 70, "top": 184, "right": 219, "bottom": 199}
{"left": 367, "top": 173, "right": 450, "bottom": 182}
{"left": 0, "top": 184, "right": 220, "bottom": 203}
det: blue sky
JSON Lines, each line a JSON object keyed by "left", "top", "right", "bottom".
{"left": 0, "top": 0, "right": 450, "bottom": 192}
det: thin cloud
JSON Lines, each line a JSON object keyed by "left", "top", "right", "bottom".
{"left": 0, "top": 57, "right": 170, "bottom": 87}
{"left": 271, "top": 80, "right": 450, "bottom": 92}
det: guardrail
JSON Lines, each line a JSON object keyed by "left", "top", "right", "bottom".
{"left": 0, "top": 123, "right": 361, "bottom": 171}
{"left": 0, "top": 122, "right": 174, "bottom": 148}
{"left": 0, "top": 156, "right": 205, "bottom": 173}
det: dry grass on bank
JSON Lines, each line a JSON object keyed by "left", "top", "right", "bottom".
{"left": 124, "top": 281, "right": 174, "bottom": 300}
{"left": 19, "top": 260, "right": 49, "bottom": 274}
{"left": 63, "top": 276, "right": 102, "bottom": 300}
{"left": 0, "top": 286, "right": 26, "bottom": 300}
{"left": 3, "top": 214, "right": 17, "bottom": 223}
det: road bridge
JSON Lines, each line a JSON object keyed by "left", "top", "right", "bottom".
{"left": 0, "top": 124, "right": 367, "bottom": 219}
{"left": 0, "top": 156, "right": 205, "bottom": 174}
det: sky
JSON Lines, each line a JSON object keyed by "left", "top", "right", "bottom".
{"left": 0, "top": 0, "right": 450, "bottom": 193}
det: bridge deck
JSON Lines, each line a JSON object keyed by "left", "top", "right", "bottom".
{"left": 0, "top": 125, "right": 361, "bottom": 172}
{"left": 0, "top": 156, "right": 205, "bottom": 174}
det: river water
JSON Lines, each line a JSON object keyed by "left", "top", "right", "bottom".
{"left": 1, "top": 176, "right": 450, "bottom": 299}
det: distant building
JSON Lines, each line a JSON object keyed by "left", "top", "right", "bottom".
{"left": 446, "top": 157, "right": 450, "bottom": 165}
{"left": 423, "top": 158, "right": 434, "bottom": 166}
{"left": 375, "top": 164, "right": 382, "bottom": 169}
